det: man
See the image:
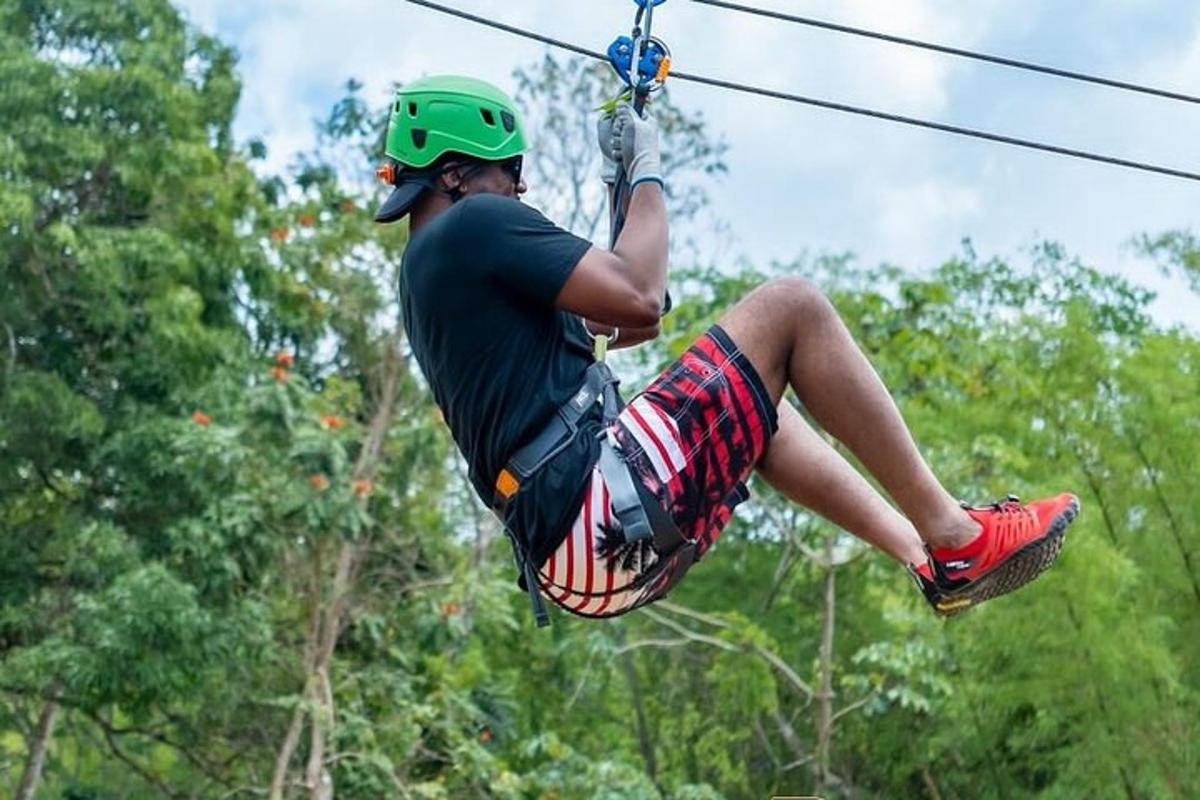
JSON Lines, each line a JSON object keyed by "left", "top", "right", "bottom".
{"left": 377, "top": 75, "right": 1079, "bottom": 622}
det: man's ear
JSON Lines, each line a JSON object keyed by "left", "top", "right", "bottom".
{"left": 437, "top": 165, "right": 463, "bottom": 193}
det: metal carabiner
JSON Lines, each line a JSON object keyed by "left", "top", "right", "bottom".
{"left": 608, "top": 0, "right": 671, "bottom": 108}
{"left": 603, "top": 0, "right": 674, "bottom": 316}
{"left": 606, "top": 36, "right": 671, "bottom": 98}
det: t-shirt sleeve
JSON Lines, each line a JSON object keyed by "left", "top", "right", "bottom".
{"left": 451, "top": 194, "right": 592, "bottom": 306}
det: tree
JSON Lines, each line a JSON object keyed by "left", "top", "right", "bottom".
{"left": 0, "top": 0, "right": 264, "bottom": 794}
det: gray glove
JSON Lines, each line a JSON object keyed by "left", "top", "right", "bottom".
{"left": 597, "top": 113, "right": 619, "bottom": 185}
{"left": 611, "top": 102, "right": 663, "bottom": 189}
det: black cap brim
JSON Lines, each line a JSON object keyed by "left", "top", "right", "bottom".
{"left": 374, "top": 181, "right": 427, "bottom": 223}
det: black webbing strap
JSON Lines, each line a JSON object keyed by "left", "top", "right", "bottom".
{"left": 521, "top": 547, "right": 550, "bottom": 628}
{"left": 493, "top": 361, "right": 618, "bottom": 627}
{"left": 493, "top": 361, "right": 618, "bottom": 514}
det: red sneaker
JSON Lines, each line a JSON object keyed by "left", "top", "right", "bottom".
{"left": 917, "top": 493, "right": 1080, "bottom": 616}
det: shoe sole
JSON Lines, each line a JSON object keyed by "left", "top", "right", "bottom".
{"left": 933, "top": 496, "right": 1080, "bottom": 618}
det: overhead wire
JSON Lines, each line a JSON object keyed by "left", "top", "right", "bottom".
{"left": 691, "top": 0, "right": 1200, "bottom": 107}
{"left": 402, "top": 0, "right": 1200, "bottom": 184}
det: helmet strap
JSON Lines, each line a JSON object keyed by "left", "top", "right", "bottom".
{"left": 438, "top": 160, "right": 486, "bottom": 203}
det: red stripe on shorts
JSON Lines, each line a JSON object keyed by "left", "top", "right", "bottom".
{"left": 628, "top": 402, "right": 676, "bottom": 476}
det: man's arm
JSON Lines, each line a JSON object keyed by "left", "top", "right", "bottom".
{"left": 554, "top": 104, "right": 667, "bottom": 328}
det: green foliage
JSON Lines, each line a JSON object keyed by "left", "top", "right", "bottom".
{"left": 3, "top": 3, "right": 1199, "bottom": 797}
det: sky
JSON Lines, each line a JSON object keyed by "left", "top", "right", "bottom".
{"left": 175, "top": 0, "right": 1199, "bottom": 329}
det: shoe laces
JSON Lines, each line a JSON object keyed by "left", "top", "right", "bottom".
{"left": 989, "top": 494, "right": 1023, "bottom": 513}
{"left": 983, "top": 494, "right": 1035, "bottom": 549}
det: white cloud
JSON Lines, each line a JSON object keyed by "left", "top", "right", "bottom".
{"left": 875, "top": 178, "right": 982, "bottom": 254}
{"left": 174, "top": 0, "right": 1200, "bottom": 329}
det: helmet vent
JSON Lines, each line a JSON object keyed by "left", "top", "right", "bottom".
{"left": 501, "top": 111, "right": 515, "bottom": 133}
{"left": 411, "top": 129, "right": 427, "bottom": 149}
{"left": 480, "top": 108, "right": 496, "bottom": 126}
{"left": 408, "top": 102, "right": 418, "bottom": 117}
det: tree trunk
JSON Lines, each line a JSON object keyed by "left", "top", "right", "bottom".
{"left": 269, "top": 695, "right": 309, "bottom": 800}
{"left": 1126, "top": 435, "right": 1200, "bottom": 606}
{"left": 15, "top": 692, "right": 60, "bottom": 800}
{"left": 615, "top": 630, "right": 659, "bottom": 782}
{"left": 302, "top": 344, "right": 400, "bottom": 799}
{"left": 1055, "top": 419, "right": 1120, "bottom": 547}
{"left": 1064, "top": 601, "right": 1138, "bottom": 800}
{"left": 269, "top": 556, "right": 325, "bottom": 800}
{"left": 814, "top": 536, "right": 837, "bottom": 793}
{"left": 920, "top": 765, "right": 944, "bottom": 800}
{"left": 305, "top": 544, "right": 360, "bottom": 797}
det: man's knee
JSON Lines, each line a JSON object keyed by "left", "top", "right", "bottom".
{"left": 752, "top": 276, "right": 832, "bottom": 320}
{"left": 718, "top": 277, "right": 835, "bottom": 402}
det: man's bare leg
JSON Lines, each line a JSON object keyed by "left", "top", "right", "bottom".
{"left": 719, "top": 277, "right": 978, "bottom": 549}
{"left": 758, "top": 402, "right": 927, "bottom": 565}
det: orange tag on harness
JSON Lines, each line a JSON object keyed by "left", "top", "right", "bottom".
{"left": 495, "top": 469, "right": 520, "bottom": 500}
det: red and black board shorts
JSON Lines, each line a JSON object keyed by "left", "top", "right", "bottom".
{"left": 537, "top": 324, "right": 779, "bottom": 617}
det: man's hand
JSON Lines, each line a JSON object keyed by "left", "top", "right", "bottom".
{"left": 611, "top": 102, "right": 663, "bottom": 188}
{"left": 597, "top": 113, "right": 619, "bottom": 186}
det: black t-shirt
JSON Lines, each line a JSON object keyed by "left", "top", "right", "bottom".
{"left": 399, "top": 193, "right": 598, "bottom": 567}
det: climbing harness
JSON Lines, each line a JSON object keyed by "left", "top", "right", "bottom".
{"left": 491, "top": 1, "right": 694, "bottom": 627}
{"left": 492, "top": 355, "right": 695, "bottom": 628}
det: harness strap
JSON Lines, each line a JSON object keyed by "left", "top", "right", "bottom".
{"left": 493, "top": 361, "right": 617, "bottom": 514}
{"left": 492, "top": 360, "right": 693, "bottom": 627}
{"left": 492, "top": 361, "right": 617, "bottom": 628}
{"left": 522, "top": 553, "right": 551, "bottom": 627}
{"left": 598, "top": 436, "right": 655, "bottom": 544}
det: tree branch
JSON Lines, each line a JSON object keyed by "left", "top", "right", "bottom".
{"left": 4, "top": 322, "right": 15, "bottom": 383}
{"left": 612, "top": 637, "right": 692, "bottom": 656}
{"left": 92, "top": 711, "right": 186, "bottom": 800}
{"left": 639, "top": 607, "right": 740, "bottom": 653}
{"left": 644, "top": 605, "right": 815, "bottom": 699}
{"left": 830, "top": 693, "right": 874, "bottom": 725}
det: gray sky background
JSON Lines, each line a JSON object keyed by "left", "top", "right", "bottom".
{"left": 176, "top": 0, "right": 1199, "bottom": 329}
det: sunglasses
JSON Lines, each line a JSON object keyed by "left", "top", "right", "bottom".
{"left": 499, "top": 155, "right": 523, "bottom": 185}
{"left": 438, "top": 156, "right": 523, "bottom": 187}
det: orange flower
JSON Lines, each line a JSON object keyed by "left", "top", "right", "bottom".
{"left": 440, "top": 601, "right": 461, "bottom": 618}
{"left": 309, "top": 474, "right": 329, "bottom": 492}
{"left": 352, "top": 479, "right": 373, "bottom": 498}
{"left": 274, "top": 352, "right": 295, "bottom": 367}
{"left": 269, "top": 227, "right": 289, "bottom": 243}
{"left": 320, "top": 414, "right": 345, "bottom": 429}
{"left": 191, "top": 410, "right": 212, "bottom": 426}
{"left": 298, "top": 213, "right": 316, "bottom": 227}
{"left": 479, "top": 728, "right": 492, "bottom": 743}
{"left": 269, "top": 366, "right": 289, "bottom": 383}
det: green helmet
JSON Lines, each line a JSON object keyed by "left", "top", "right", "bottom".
{"left": 375, "top": 75, "right": 527, "bottom": 223}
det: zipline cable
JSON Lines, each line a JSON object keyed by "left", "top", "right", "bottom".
{"left": 402, "top": 0, "right": 1200, "bottom": 184}
{"left": 669, "top": 68, "right": 1200, "bottom": 182}
{"left": 691, "top": 0, "right": 1200, "bottom": 107}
